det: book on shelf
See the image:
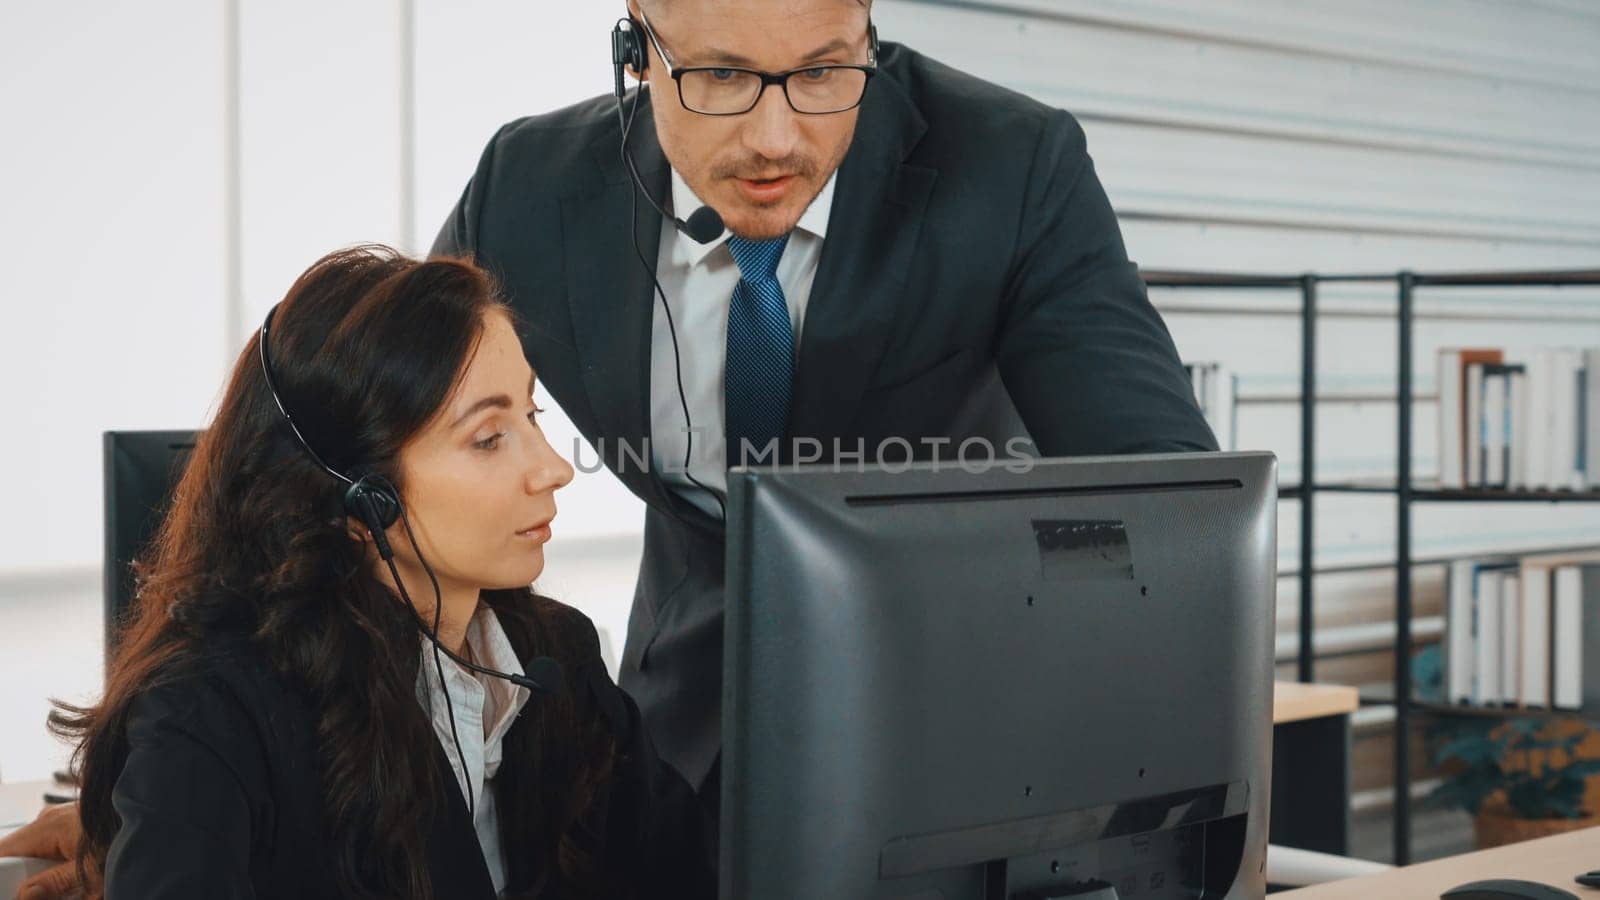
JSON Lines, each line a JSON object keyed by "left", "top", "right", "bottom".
{"left": 1475, "top": 566, "right": 1507, "bottom": 706}
{"left": 1466, "top": 360, "right": 1485, "bottom": 488}
{"left": 1587, "top": 349, "right": 1600, "bottom": 488}
{"left": 1437, "top": 345, "right": 1594, "bottom": 491}
{"left": 1509, "top": 367, "right": 1530, "bottom": 490}
{"left": 1438, "top": 348, "right": 1502, "bottom": 489}
{"left": 1446, "top": 559, "right": 1476, "bottom": 704}
{"left": 1518, "top": 561, "right": 1548, "bottom": 709}
{"left": 1501, "top": 571, "right": 1521, "bottom": 706}
{"left": 1482, "top": 366, "right": 1511, "bottom": 489}
{"left": 1443, "top": 550, "right": 1600, "bottom": 714}
{"left": 1522, "top": 350, "right": 1550, "bottom": 490}
{"left": 1550, "top": 349, "right": 1585, "bottom": 492}
{"left": 1554, "top": 564, "right": 1584, "bottom": 710}
{"left": 1184, "top": 362, "right": 1237, "bottom": 452}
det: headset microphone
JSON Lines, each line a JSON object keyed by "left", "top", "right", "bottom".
{"left": 680, "top": 205, "right": 726, "bottom": 244}
{"left": 622, "top": 147, "right": 724, "bottom": 245}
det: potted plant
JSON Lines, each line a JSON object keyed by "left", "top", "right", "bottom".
{"left": 1413, "top": 646, "right": 1600, "bottom": 848}
{"left": 1426, "top": 715, "right": 1600, "bottom": 849}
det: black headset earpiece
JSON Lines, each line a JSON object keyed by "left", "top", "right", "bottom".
{"left": 343, "top": 476, "right": 399, "bottom": 561}
{"left": 611, "top": 17, "right": 646, "bottom": 99}
{"left": 345, "top": 476, "right": 400, "bottom": 531}
{"left": 344, "top": 475, "right": 401, "bottom": 555}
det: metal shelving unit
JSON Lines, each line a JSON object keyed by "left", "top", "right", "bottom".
{"left": 1144, "top": 266, "right": 1600, "bottom": 866}
{"left": 1142, "top": 270, "right": 1319, "bottom": 683}
{"left": 1389, "top": 269, "right": 1600, "bottom": 864}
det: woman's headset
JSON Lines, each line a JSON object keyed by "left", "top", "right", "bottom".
{"left": 256, "top": 302, "right": 562, "bottom": 821}
{"left": 258, "top": 305, "right": 402, "bottom": 559}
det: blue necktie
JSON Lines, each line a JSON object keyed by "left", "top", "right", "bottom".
{"left": 724, "top": 234, "right": 793, "bottom": 468}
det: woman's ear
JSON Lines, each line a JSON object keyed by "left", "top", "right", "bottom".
{"left": 345, "top": 516, "right": 371, "bottom": 546}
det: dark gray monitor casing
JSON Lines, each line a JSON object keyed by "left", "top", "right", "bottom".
{"left": 103, "top": 430, "right": 198, "bottom": 656}
{"left": 722, "top": 451, "right": 1277, "bottom": 899}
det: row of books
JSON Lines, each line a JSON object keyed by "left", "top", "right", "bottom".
{"left": 1444, "top": 550, "right": 1600, "bottom": 711}
{"left": 1437, "top": 347, "right": 1600, "bottom": 490}
{"left": 1185, "top": 362, "right": 1237, "bottom": 452}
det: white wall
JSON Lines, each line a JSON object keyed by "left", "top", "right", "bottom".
{"left": 1, "top": 0, "right": 1597, "bottom": 787}
{"left": 0, "top": 0, "right": 229, "bottom": 783}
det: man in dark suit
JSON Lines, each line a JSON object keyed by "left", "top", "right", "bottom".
{"left": 432, "top": 0, "right": 1217, "bottom": 827}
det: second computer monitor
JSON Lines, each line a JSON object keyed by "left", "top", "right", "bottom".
{"left": 103, "top": 430, "right": 198, "bottom": 654}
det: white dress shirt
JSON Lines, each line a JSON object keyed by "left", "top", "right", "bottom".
{"left": 416, "top": 605, "right": 532, "bottom": 898}
{"left": 649, "top": 168, "right": 838, "bottom": 517}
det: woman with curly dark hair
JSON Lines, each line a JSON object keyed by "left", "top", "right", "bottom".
{"left": 2, "top": 245, "right": 712, "bottom": 899}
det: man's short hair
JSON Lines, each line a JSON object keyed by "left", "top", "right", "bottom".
{"left": 642, "top": 0, "right": 870, "bottom": 8}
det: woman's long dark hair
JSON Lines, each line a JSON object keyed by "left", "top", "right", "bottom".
{"left": 52, "top": 245, "right": 620, "bottom": 899}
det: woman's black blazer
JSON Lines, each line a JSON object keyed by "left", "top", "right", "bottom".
{"left": 100, "top": 604, "right": 715, "bottom": 899}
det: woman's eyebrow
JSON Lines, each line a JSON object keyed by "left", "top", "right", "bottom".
{"left": 452, "top": 393, "right": 512, "bottom": 428}
{"left": 452, "top": 371, "right": 537, "bottom": 428}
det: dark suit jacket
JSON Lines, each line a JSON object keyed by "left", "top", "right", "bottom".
{"left": 101, "top": 606, "right": 713, "bottom": 899}
{"left": 432, "top": 42, "right": 1217, "bottom": 792}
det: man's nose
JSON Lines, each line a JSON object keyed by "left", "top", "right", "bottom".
{"left": 740, "top": 83, "right": 801, "bottom": 162}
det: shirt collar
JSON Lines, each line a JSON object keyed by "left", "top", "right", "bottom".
{"left": 467, "top": 606, "right": 531, "bottom": 742}
{"left": 668, "top": 167, "right": 837, "bottom": 269}
{"left": 419, "top": 603, "right": 532, "bottom": 746}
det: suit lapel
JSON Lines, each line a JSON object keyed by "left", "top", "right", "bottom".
{"left": 425, "top": 741, "right": 498, "bottom": 899}
{"left": 787, "top": 74, "right": 936, "bottom": 452}
{"left": 561, "top": 93, "right": 726, "bottom": 533}
{"left": 561, "top": 91, "right": 676, "bottom": 511}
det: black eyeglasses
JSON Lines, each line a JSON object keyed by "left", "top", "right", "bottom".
{"left": 637, "top": 10, "right": 878, "bottom": 116}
